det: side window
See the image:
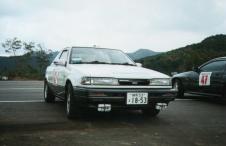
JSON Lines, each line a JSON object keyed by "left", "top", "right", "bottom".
{"left": 59, "top": 50, "right": 68, "bottom": 61}
{"left": 200, "top": 61, "right": 226, "bottom": 72}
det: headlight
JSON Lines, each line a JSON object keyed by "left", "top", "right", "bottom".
{"left": 81, "top": 77, "right": 119, "bottom": 85}
{"left": 149, "top": 78, "right": 171, "bottom": 86}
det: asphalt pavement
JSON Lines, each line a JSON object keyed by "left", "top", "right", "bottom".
{"left": 0, "top": 81, "right": 226, "bottom": 146}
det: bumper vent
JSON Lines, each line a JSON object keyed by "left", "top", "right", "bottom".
{"left": 118, "top": 79, "right": 150, "bottom": 86}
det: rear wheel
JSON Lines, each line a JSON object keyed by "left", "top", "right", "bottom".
{"left": 174, "top": 79, "right": 184, "bottom": 98}
{"left": 65, "top": 83, "right": 80, "bottom": 119}
{"left": 44, "top": 81, "right": 55, "bottom": 103}
{"left": 142, "top": 107, "right": 160, "bottom": 117}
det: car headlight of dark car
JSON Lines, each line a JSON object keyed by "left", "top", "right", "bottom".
{"left": 149, "top": 78, "right": 171, "bottom": 86}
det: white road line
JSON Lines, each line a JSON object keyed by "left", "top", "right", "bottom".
{"left": 0, "top": 100, "right": 44, "bottom": 103}
{"left": 0, "top": 88, "right": 43, "bottom": 90}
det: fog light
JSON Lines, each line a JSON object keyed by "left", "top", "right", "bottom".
{"left": 98, "top": 104, "right": 111, "bottom": 112}
{"left": 156, "top": 103, "right": 168, "bottom": 110}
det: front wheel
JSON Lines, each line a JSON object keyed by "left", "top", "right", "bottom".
{"left": 65, "top": 83, "right": 80, "bottom": 119}
{"left": 142, "top": 107, "right": 160, "bottom": 117}
{"left": 174, "top": 79, "right": 184, "bottom": 98}
{"left": 44, "top": 81, "right": 55, "bottom": 103}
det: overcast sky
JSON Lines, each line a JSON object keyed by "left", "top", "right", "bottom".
{"left": 0, "top": 0, "right": 226, "bottom": 56}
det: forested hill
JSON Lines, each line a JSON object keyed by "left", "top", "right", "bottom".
{"left": 0, "top": 52, "right": 58, "bottom": 80}
{"left": 138, "top": 34, "right": 226, "bottom": 75}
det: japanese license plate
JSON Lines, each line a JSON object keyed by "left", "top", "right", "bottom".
{"left": 126, "top": 93, "right": 148, "bottom": 105}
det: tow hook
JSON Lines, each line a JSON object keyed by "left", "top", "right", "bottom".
{"left": 156, "top": 103, "right": 168, "bottom": 110}
{"left": 98, "top": 104, "right": 111, "bottom": 112}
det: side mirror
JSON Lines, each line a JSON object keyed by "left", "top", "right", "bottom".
{"left": 54, "top": 60, "right": 67, "bottom": 67}
{"left": 192, "top": 66, "right": 199, "bottom": 72}
{"left": 135, "top": 63, "right": 142, "bottom": 67}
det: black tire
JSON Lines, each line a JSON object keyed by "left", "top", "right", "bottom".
{"left": 44, "top": 81, "right": 55, "bottom": 103}
{"left": 65, "top": 83, "right": 80, "bottom": 119}
{"left": 174, "top": 79, "right": 184, "bottom": 98}
{"left": 142, "top": 107, "right": 160, "bottom": 117}
{"left": 222, "top": 86, "right": 226, "bottom": 103}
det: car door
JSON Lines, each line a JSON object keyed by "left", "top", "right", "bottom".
{"left": 185, "top": 71, "right": 200, "bottom": 92}
{"left": 46, "top": 51, "right": 61, "bottom": 92}
{"left": 198, "top": 60, "right": 226, "bottom": 95}
{"left": 54, "top": 49, "right": 69, "bottom": 97}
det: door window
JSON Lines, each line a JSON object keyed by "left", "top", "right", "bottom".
{"left": 59, "top": 50, "right": 68, "bottom": 60}
{"left": 200, "top": 61, "right": 226, "bottom": 72}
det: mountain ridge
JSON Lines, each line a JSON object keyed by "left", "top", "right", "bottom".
{"left": 138, "top": 34, "right": 226, "bottom": 75}
{"left": 127, "top": 49, "right": 162, "bottom": 60}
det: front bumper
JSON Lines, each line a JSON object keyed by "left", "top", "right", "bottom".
{"left": 73, "top": 86, "right": 176, "bottom": 110}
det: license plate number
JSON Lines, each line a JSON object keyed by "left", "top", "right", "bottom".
{"left": 126, "top": 93, "right": 148, "bottom": 105}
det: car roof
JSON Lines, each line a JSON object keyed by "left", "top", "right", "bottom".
{"left": 214, "top": 57, "right": 226, "bottom": 60}
{"left": 207, "top": 57, "right": 226, "bottom": 63}
{"left": 199, "top": 56, "right": 226, "bottom": 68}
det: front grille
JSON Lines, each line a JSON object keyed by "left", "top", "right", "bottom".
{"left": 118, "top": 79, "right": 150, "bottom": 86}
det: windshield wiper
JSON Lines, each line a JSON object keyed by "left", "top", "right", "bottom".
{"left": 75, "top": 61, "right": 135, "bottom": 66}
{"left": 79, "top": 61, "right": 111, "bottom": 64}
{"left": 111, "top": 63, "right": 136, "bottom": 66}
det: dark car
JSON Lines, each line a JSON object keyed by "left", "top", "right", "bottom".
{"left": 172, "top": 57, "right": 226, "bottom": 99}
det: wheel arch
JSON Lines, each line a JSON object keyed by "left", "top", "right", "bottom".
{"left": 172, "top": 77, "right": 182, "bottom": 85}
{"left": 172, "top": 77, "right": 185, "bottom": 90}
{"left": 65, "top": 79, "right": 72, "bottom": 89}
{"left": 64, "top": 79, "right": 72, "bottom": 98}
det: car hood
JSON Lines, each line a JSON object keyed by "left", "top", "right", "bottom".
{"left": 69, "top": 64, "right": 169, "bottom": 79}
{"left": 173, "top": 71, "right": 194, "bottom": 77}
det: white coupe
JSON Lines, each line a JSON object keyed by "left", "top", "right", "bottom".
{"left": 44, "top": 47, "right": 176, "bottom": 118}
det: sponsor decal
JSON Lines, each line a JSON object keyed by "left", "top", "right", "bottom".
{"left": 199, "top": 72, "right": 212, "bottom": 86}
{"left": 53, "top": 71, "right": 59, "bottom": 84}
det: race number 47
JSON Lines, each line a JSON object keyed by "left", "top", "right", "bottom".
{"left": 199, "top": 72, "right": 212, "bottom": 86}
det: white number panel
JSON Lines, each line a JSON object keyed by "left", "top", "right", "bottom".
{"left": 126, "top": 93, "right": 148, "bottom": 105}
{"left": 53, "top": 71, "right": 59, "bottom": 84}
{"left": 199, "top": 72, "right": 212, "bottom": 86}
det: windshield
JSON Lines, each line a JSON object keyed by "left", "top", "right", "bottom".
{"left": 70, "top": 47, "right": 135, "bottom": 65}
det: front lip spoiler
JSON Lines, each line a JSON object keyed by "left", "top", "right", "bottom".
{"left": 74, "top": 86, "right": 177, "bottom": 93}
{"left": 77, "top": 85, "right": 173, "bottom": 89}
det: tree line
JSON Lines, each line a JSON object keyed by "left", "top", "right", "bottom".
{"left": 0, "top": 37, "right": 53, "bottom": 80}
